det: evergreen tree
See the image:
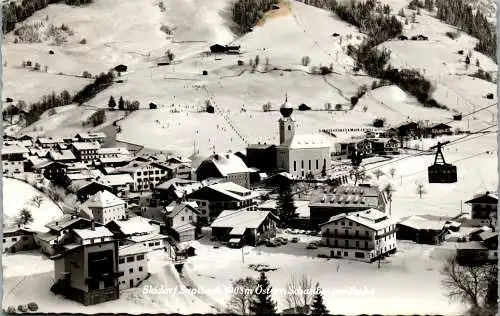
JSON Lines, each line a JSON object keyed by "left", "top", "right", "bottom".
{"left": 17, "top": 209, "right": 33, "bottom": 226}
{"left": 249, "top": 272, "right": 277, "bottom": 315}
{"left": 118, "top": 96, "right": 125, "bottom": 110}
{"left": 311, "top": 283, "right": 329, "bottom": 315}
{"left": 276, "top": 184, "right": 297, "bottom": 227}
{"left": 108, "top": 96, "right": 116, "bottom": 109}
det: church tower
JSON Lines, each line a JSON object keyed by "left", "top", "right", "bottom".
{"left": 279, "top": 93, "right": 295, "bottom": 145}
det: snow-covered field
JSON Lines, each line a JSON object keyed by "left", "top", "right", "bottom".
{"left": 2, "top": 177, "right": 64, "bottom": 233}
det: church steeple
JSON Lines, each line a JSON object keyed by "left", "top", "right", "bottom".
{"left": 279, "top": 93, "right": 295, "bottom": 145}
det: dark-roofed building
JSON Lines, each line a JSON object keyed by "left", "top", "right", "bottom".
{"left": 69, "top": 180, "right": 114, "bottom": 202}
{"left": 165, "top": 201, "right": 200, "bottom": 242}
{"left": 309, "top": 184, "right": 387, "bottom": 229}
{"left": 154, "top": 178, "right": 203, "bottom": 205}
{"left": 246, "top": 143, "right": 277, "bottom": 173}
{"left": 465, "top": 192, "right": 498, "bottom": 227}
{"left": 369, "top": 138, "right": 399, "bottom": 155}
{"left": 38, "top": 215, "right": 93, "bottom": 255}
{"left": 396, "top": 215, "right": 448, "bottom": 245}
{"left": 430, "top": 123, "right": 452, "bottom": 137}
{"left": 75, "top": 132, "right": 106, "bottom": 143}
{"left": 196, "top": 152, "right": 253, "bottom": 189}
{"left": 36, "top": 137, "right": 65, "bottom": 149}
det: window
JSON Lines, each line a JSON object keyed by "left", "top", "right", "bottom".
{"left": 337, "top": 251, "right": 341, "bottom": 256}
{"left": 365, "top": 231, "right": 369, "bottom": 236}
{"left": 344, "top": 230, "right": 348, "bottom": 235}
{"left": 22, "top": 236, "right": 29, "bottom": 241}
{"left": 139, "top": 267, "right": 143, "bottom": 272}
{"left": 288, "top": 125, "right": 291, "bottom": 131}
{"left": 101, "top": 238, "right": 105, "bottom": 243}
{"left": 137, "top": 172, "right": 142, "bottom": 176}
{"left": 119, "top": 258, "right": 125, "bottom": 264}
{"left": 316, "top": 160, "right": 318, "bottom": 169}
{"left": 11, "top": 238, "right": 16, "bottom": 242}
{"left": 189, "top": 216, "right": 193, "bottom": 221}
{"left": 344, "top": 240, "right": 348, "bottom": 247}
{"left": 155, "top": 242, "right": 160, "bottom": 246}
{"left": 181, "top": 216, "right": 184, "bottom": 221}
{"left": 129, "top": 268, "right": 133, "bottom": 273}
{"left": 349, "top": 222, "right": 353, "bottom": 226}
{"left": 137, "top": 254, "right": 145, "bottom": 261}
{"left": 301, "top": 160, "right": 304, "bottom": 169}
{"left": 343, "top": 252, "right": 348, "bottom": 257}
{"left": 308, "top": 160, "right": 311, "bottom": 170}
{"left": 355, "top": 252, "right": 365, "bottom": 258}
{"left": 127, "top": 256, "right": 135, "bottom": 263}
{"left": 364, "top": 241, "right": 368, "bottom": 249}
{"left": 294, "top": 161, "right": 296, "bottom": 172}
{"left": 355, "top": 230, "right": 359, "bottom": 236}
{"left": 2, "top": 239, "right": 4, "bottom": 243}
{"left": 148, "top": 243, "right": 154, "bottom": 247}
{"left": 324, "top": 158, "right": 326, "bottom": 169}
{"left": 356, "top": 240, "right": 359, "bottom": 247}
{"left": 341, "top": 221, "right": 345, "bottom": 226}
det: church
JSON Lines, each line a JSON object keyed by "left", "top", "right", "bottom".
{"left": 275, "top": 96, "right": 332, "bottom": 178}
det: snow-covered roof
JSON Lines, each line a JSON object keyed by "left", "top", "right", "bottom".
{"left": 110, "top": 219, "right": 156, "bottom": 235}
{"left": 98, "top": 156, "right": 133, "bottom": 164}
{"left": 2, "top": 142, "right": 29, "bottom": 155}
{"left": 75, "top": 132, "right": 106, "bottom": 140}
{"left": 36, "top": 232, "right": 59, "bottom": 242}
{"left": 478, "top": 231, "right": 497, "bottom": 241}
{"left": 67, "top": 172, "right": 94, "bottom": 181}
{"left": 455, "top": 241, "right": 488, "bottom": 250}
{"left": 127, "top": 233, "right": 168, "bottom": 243}
{"left": 309, "top": 185, "right": 382, "bottom": 208}
{"left": 203, "top": 153, "right": 253, "bottom": 176}
{"left": 96, "top": 147, "right": 130, "bottom": 155}
{"left": 166, "top": 201, "right": 200, "bottom": 218}
{"left": 83, "top": 190, "right": 125, "bottom": 208}
{"left": 96, "top": 173, "right": 134, "bottom": 186}
{"left": 322, "top": 209, "right": 397, "bottom": 231}
{"left": 173, "top": 223, "right": 196, "bottom": 233}
{"left": 465, "top": 192, "right": 498, "bottom": 204}
{"left": 37, "top": 137, "right": 64, "bottom": 144}
{"left": 119, "top": 243, "right": 150, "bottom": 257}
{"left": 210, "top": 210, "right": 278, "bottom": 229}
{"left": 73, "top": 226, "right": 114, "bottom": 240}
{"left": 49, "top": 150, "right": 76, "bottom": 161}
{"left": 71, "top": 142, "right": 101, "bottom": 151}
{"left": 229, "top": 238, "right": 242, "bottom": 243}
{"left": 45, "top": 214, "right": 91, "bottom": 231}
{"left": 398, "top": 215, "right": 447, "bottom": 231}
{"left": 281, "top": 134, "right": 331, "bottom": 149}
{"left": 209, "top": 182, "right": 260, "bottom": 201}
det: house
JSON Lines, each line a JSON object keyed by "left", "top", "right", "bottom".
{"left": 430, "top": 123, "right": 452, "bottom": 137}
{"left": 465, "top": 192, "right": 497, "bottom": 227}
{"left": 187, "top": 182, "right": 260, "bottom": 223}
{"left": 70, "top": 142, "right": 101, "bottom": 165}
{"left": 210, "top": 210, "right": 279, "bottom": 246}
{"left": 165, "top": 201, "right": 200, "bottom": 242}
{"left": 317, "top": 208, "right": 398, "bottom": 262}
{"left": 75, "top": 132, "right": 106, "bottom": 143}
{"left": 276, "top": 96, "right": 332, "bottom": 178}
{"left": 50, "top": 225, "right": 121, "bottom": 306}
{"left": 47, "top": 149, "right": 77, "bottom": 163}
{"left": 3, "top": 226, "right": 38, "bottom": 253}
{"left": 69, "top": 180, "right": 114, "bottom": 202}
{"left": 2, "top": 142, "right": 29, "bottom": 173}
{"left": 309, "top": 184, "right": 387, "bottom": 229}
{"left": 164, "top": 156, "right": 193, "bottom": 179}
{"left": 82, "top": 190, "right": 126, "bottom": 225}
{"left": 36, "top": 137, "right": 65, "bottom": 149}
{"left": 246, "top": 143, "right": 277, "bottom": 173}
{"left": 96, "top": 155, "right": 133, "bottom": 168}
{"left": 455, "top": 241, "right": 490, "bottom": 266}
{"left": 105, "top": 217, "right": 158, "bottom": 240}
{"left": 116, "top": 160, "right": 172, "bottom": 191}
{"left": 118, "top": 243, "right": 150, "bottom": 290}
{"left": 154, "top": 178, "right": 203, "bottom": 205}
{"left": 396, "top": 215, "right": 448, "bottom": 245}
{"left": 124, "top": 233, "right": 169, "bottom": 252}
{"left": 94, "top": 173, "right": 134, "bottom": 198}
{"left": 38, "top": 215, "right": 93, "bottom": 256}
{"left": 210, "top": 44, "right": 226, "bottom": 53}
{"left": 480, "top": 231, "right": 498, "bottom": 261}
{"left": 196, "top": 152, "right": 253, "bottom": 188}
{"left": 369, "top": 138, "right": 399, "bottom": 155}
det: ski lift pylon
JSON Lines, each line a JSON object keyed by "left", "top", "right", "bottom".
{"left": 427, "top": 141, "right": 457, "bottom": 183}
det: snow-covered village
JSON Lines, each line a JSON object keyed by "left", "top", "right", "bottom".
{"left": 1, "top": 0, "right": 498, "bottom": 314}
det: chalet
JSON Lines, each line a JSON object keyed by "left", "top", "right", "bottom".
{"left": 396, "top": 215, "right": 448, "bottom": 245}
{"left": 2, "top": 142, "right": 29, "bottom": 173}
{"left": 465, "top": 192, "right": 498, "bottom": 227}
{"left": 36, "top": 137, "right": 65, "bottom": 149}
{"left": 116, "top": 160, "right": 173, "bottom": 192}
{"left": 398, "top": 35, "right": 408, "bottom": 40}
{"left": 117, "top": 243, "right": 150, "bottom": 289}
{"left": 3, "top": 226, "right": 38, "bottom": 253}
{"left": 124, "top": 233, "right": 169, "bottom": 252}
{"left": 480, "top": 231, "right": 498, "bottom": 261}
{"left": 41, "top": 161, "right": 71, "bottom": 183}
{"left": 96, "top": 155, "right": 133, "bottom": 168}
{"left": 187, "top": 181, "right": 260, "bottom": 222}
{"left": 334, "top": 139, "right": 372, "bottom": 156}
{"left": 82, "top": 190, "right": 126, "bottom": 225}
{"left": 196, "top": 152, "right": 253, "bottom": 188}
{"left": 25, "top": 155, "right": 51, "bottom": 173}
{"left": 210, "top": 210, "right": 279, "bottom": 246}
{"left": 70, "top": 142, "right": 101, "bottom": 165}
{"left": 318, "top": 209, "right": 398, "bottom": 262}
{"left": 38, "top": 215, "right": 93, "bottom": 256}
{"left": 62, "top": 163, "right": 94, "bottom": 187}
{"left": 97, "top": 173, "right": 134, "bottom": 197}
{"left": 455, "top": 241, "right": 490, "bottom": 266}
{"left": 246, "top": 143, "right": 277, "bottom": 173}
{"left": 50, "top": 226, "right": 121, "bottom": 306}
{"left": 165, "top": 201, "right": 200, "bottom": 242}
{"left": 309, "top": 184, "right": 387, "bottom": 229}
{"left": 430, "top": 123, "right": 452, "bottom": 137}
{"left": 210, "top": 44, "right": 226, "bottom": 53}
{"left": 75, "top": 132, "right": 106, "bottom": 143}
{"left": 154, "top": 178, "right": 203, "bottom": 205}
{"left": 262, "top": 172, "right": 296, "bottom": 188}
{"left": 105, "top": 217, "right": 157, "bottom": 240}
{"left": 368, "top": 138, "right": 399, "bottom": 155}
{"left": 47, "top": 149, "right": 77, "bottom": 163}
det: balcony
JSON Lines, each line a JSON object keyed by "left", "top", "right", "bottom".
{"left": 322, "top": 233, "right": 372, "bottom": 240}
{"left": 319, "top": 243, "right": 375, "bottom": 251}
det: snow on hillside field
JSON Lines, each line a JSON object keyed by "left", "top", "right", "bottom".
{"left": 2, "top": 177, "right": 63, "bottom": 233}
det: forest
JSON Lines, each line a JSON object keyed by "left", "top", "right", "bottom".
{"left": 231, "top": 0, "right": 279, "bottom": 34}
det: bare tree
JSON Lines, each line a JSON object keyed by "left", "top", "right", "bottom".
{"left": 31, "top": 195, "right": 44, "bottom": 208}
{"left": 227, "top": 277, "right": 258, "bottom": 315}
{"left": 389, "top": 167, "right": 396, "bottom": 178}
{"left": 301, "top": 56, "right": 311, "bottom": 66}
{"left": 17, "top": 208, "right": 33, "bottom": 226}
{"left": 284, "top": 274, "right": 314, "bottom": 310}
{"left": 373, "top": 169, "right": 385, "bottom": 180}
{"left": 262, "top": 102, "right": 272, "bottom": 112}
{"left": 441, "top": 255, "right": 497, "bottom": 312}
{"left": 324, "top": 102, "right": 332, "bottom": 111}
{"left": 415, "top": 183, "right": 426, "bottom": 199}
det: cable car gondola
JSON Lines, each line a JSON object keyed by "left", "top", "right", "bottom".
{"left": 427, "top": 141, "right": 457, "bottom": 183}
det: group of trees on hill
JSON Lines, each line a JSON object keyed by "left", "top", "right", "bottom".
{"left": 24, "top": 90, "right": 72, "bottom": 125}
{"left": 2, "top": 0, "right": 92, "bottom": 34}
{"left": 231, "top": 0, "right": 279, "bottom": 33}
{"left": 436, "top": 0, "right": 496, "bottom": 61}
{"left": 72, "top": 71, "right": 115, "bottom": 105}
